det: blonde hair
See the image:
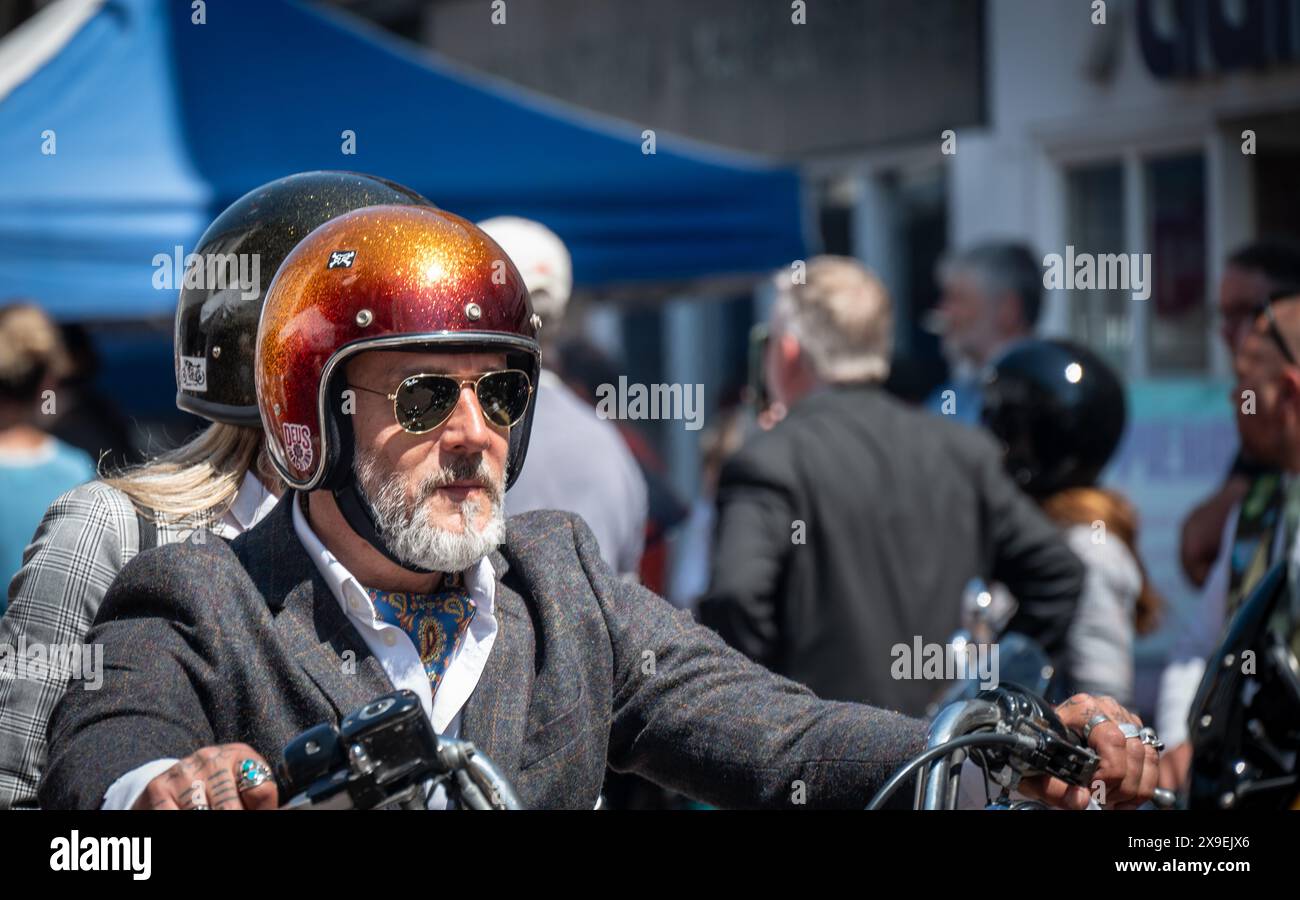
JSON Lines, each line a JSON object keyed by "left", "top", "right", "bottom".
{"left": 102, "top": 422, "right": 282, "bottom": 521}
{"left": 773, "top": 256, "right": 893, "bottom": 383}
{"left": 0, "top": 302, "right": 71, "bottom": 400}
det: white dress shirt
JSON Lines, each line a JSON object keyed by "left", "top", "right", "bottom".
{"left": 211, "top": 471, "right": 281, "bottom": 539}
{"left": 103, "top": 488, "right": 497, "bottom": 809}
{"left": 287, "top": 494, "right": 498, "bottom": 741}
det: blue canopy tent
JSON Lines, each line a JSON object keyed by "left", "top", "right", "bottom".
{"left": 0, "top": 0, "right": 809, "bottom": 321}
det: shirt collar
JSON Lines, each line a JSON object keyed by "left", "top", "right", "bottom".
{"left": 226, "top": 471, "right": 280, "bottom": 532}
{"left": 289, "top": 492, "right": 497, "bottom": 622}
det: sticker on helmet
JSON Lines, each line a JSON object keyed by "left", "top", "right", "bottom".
{"left": 179, "top": 356, "right": 207, "bottom": 392}
{"left": 283, "top": 423, "right": 314, "bottom": 471}
{"left": 327, "top": 250, "right": 357, "bottom": 269}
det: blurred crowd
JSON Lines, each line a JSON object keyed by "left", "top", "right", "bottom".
{"left": 2, "top": 189, "right": 1298, "bottom": 808}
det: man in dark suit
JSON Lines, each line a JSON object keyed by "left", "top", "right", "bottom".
{"left": 697, "top": 256, "right": 1084, "bottom": 717}
{"left": 40, "top": 207, "right": 1153, "bottom": 810}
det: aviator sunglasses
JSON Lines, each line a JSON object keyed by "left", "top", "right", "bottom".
{"left": 349, "top": 369, "right": 533, "bottom": 434}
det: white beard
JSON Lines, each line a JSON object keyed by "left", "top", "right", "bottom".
{"left": 354, "top": 448, "right": 505, "bottom": 573}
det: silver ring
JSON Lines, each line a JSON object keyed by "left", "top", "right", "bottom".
{"left": 1082, "top": 714, "right": 1110, "bottom": 741}
{"left": 1139, "top": 727, "right": 1164, "bottom": 751}
{"left": 236, "top": 758, "right": 273, "bottom": 793}
{"left": 1118, "top": 722, "right": 1141, "bottom": 739}
{"left": 188, "top": 803, "right": 211, "bottom": 811}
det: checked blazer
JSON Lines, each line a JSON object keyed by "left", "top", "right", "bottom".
{"left": 1, "top": 481, "right": 230, "bottom": 809}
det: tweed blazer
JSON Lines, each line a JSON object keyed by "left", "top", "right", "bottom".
{"left": 0, "top": 481, "right": 226, "bottom": 809}
{"left": 40, "top": 493, "right": 930, "bottom": 809}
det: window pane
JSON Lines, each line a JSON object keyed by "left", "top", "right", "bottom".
{"left": 1146, "top": 154, "right": 1207, "bottom": 373}
{"left": 1065, "top": 163, "right": 1129, "bottom": 373}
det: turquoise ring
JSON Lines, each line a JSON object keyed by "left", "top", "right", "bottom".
{"left": 237, "top": 758, "right": 273, "bottom": 793}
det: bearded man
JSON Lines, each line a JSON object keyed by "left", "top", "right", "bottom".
{"left": 39, "top": 204, "right": 1158, "bottom": 811}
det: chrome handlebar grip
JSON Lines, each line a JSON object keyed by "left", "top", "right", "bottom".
{"left": 920, "top": 698, "right": 1003, "bottom": 810}
{"left": 436, "top": 738, "right": 524, "bottom": 810}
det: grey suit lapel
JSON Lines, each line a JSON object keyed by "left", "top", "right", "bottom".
{"left": 236, "top": 493, "right": 394, "bottom": 720}
{"left": 275, "top": 573, "right": 395, "bottom": 720}
{"left": 460, "top": 552, "right": 532, "bottom": 773}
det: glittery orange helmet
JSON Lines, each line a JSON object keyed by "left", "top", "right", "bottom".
{"left": 255, "top": 204, "right": 540, "bottom": 498}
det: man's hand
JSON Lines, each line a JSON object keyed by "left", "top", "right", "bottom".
{"left": 131, "top": 744, "right": 278, "bottom": 810}
{"left": 1179, "top": 476, "right": 1248, "bottom": 588}
{"left": 1019, "top": 694, "right": 1159, "bottom": 810}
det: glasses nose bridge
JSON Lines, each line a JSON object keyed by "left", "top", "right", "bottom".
{"left": 443, "top": 377, "right": 492, "bottom": 434}
{"left": 460, "top": 375, "right": 490, "bottom": 422}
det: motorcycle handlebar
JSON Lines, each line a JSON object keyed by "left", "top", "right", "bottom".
{"left": 881, "top": 685, "right": 1172, "bottom": 810}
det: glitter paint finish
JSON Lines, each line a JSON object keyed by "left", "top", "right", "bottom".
{"left": 256, "top": 204, "right": 537, "bottom": 487}
{"left": 174, "top": 171, "right": 433, "bottom": 425}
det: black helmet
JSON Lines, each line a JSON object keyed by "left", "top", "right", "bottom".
{"left": 174, "top": 171, "right": 434, "bottom": 425}
{"left": 980, "top": 339, "right": 1127, "bottom": 497}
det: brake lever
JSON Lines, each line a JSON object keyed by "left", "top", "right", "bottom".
{"left": 978, "top": 685, "right": 1099, "bottom": 788}
{"left": 1013, "top": 713, "right": 1100, "bottom": 786}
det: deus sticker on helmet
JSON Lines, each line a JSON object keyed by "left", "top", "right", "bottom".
{"left": 282, "top": 422, "right": 314, "bottom": 471}
{"left": 327, "top": 250, "right": 357, "bottom": 269}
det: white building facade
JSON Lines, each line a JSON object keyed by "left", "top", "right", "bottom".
{"left": 943, "top": 0, "right": 1300, "bottom": 710}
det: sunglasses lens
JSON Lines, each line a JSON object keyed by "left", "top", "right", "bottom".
{"left": 476, "top": 370, "right": 532, "bottom": 427}
{"left": 394, "top": 376, "right": 460, "bottom": 432}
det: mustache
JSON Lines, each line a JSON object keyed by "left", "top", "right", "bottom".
{"left": 417, "top": 455, "right": 503, "bottom": 503}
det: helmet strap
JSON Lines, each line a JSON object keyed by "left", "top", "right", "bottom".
{"left": 322, "top": 369, "right": 434, "bottom": 575}
{"left": 332, "top": 480, "right": 436, "bottom": 576}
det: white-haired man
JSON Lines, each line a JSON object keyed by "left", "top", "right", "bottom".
{"left": 477, "top": 216, "right": 647, "bottom": 579}
{"left": 926, "top": 241, "right": 1043, "bottom": 425}
{"left": 697, "top": 256, "right": 1083, "bottom": 716}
